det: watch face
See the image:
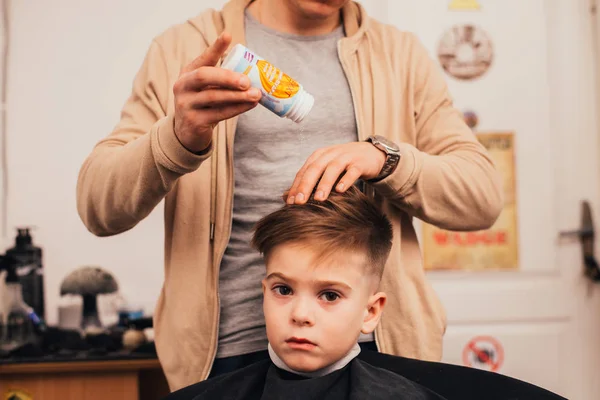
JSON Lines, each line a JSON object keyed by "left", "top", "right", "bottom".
{"left": 372, "top": 135, "right": 400, "bottom": 152}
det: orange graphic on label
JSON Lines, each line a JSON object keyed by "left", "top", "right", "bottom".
{"left": 256, "top": 60, "right": 300, "bottom": 99}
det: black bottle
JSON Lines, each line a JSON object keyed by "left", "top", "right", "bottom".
{"left": 5, "top": 228, "right": 44, "bottom": 320}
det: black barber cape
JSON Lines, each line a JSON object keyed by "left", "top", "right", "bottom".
{"left": 165, "top": 357, "right": 446, "bottom": 400}
{"left": 165, "top": 351, "right": 567, "bottom": 400}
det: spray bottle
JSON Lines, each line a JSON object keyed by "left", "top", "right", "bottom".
{"left": 0, "top": 255, "right": 45, "bottom": 353}
{"left": 221, "top": 44, "right": 314, "bottom": 123}
{"left": 5, "top": 227, "right": 45, "bottom": 320}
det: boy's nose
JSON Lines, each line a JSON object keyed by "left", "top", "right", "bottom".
{"left": 290, "top": 298, "right": 315, "bottom": 326}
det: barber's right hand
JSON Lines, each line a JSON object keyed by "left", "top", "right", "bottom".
{"left": 173, "top": 32, "right": 261, "bottom": 153}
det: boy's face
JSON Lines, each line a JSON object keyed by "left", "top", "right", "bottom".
{"left": 262, "top": 243, "right": 386, "bottom": 372}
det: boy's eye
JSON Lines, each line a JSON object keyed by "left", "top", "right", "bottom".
{"left": 320, "top": 292, "right": 340, "bottom": 302}
{"left": 274, "top": 285, "right": 292, "bottom": 296}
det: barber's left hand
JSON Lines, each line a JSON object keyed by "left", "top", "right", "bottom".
{"left": 286, "top": 142, "right": 386, "bottom": 205}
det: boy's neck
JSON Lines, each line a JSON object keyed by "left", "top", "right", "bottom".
{"left": 268, "top": 342, "right": 361, "bottom": 378}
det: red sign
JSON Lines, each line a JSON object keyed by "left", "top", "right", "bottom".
{"left": 462, "top": 335, "right": 504, "bottom": 372}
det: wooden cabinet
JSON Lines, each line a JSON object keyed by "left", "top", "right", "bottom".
{"left": 0, "top": 358, "right": 170, "bottom": 400}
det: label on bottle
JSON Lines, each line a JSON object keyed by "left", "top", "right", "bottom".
{"left": 228, "top": 47, "right": 303, "bottom": 117}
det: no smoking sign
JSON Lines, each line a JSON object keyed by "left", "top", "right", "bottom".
{"left": 462, "top": 335, "right": 504, "bottom": 372}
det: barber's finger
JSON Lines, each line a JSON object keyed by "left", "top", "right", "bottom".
{"left": 291, "top": 158, "right": 337, "bottom": 205}
{"left": 314, "top": 160, "right": 349, "bottom": 201}
{"left": 183, "top": 32, "right": 232, "bottom": 73}
{"left": 287, "top": 149, "right": 329, "bottom": 204}
{"left": 287, "top": 167, "right": 308, "bottom": 205}
{"left": 180, "top": 67, "right": 251, "bottom": 92}
{"left": 335, "top": 165, "right": 362, "bottom": 193}
{"left": 191, "top": 88, "right": 262, "bottom": 107}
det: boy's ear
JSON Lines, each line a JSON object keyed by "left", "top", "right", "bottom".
{"left": 361, "top": 292, "right": 386, "bottom": 335}
{"left": 261, "top": 279, "right": 267, "bottom": 295}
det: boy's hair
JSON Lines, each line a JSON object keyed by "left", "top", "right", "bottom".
{"left": 251, "top": 185, "right": 393, "bottom": 279}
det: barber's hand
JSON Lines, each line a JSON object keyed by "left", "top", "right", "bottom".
{"left": 173, "top": 32, "right": 262, "bottom": 153}
{"left": 286, "top": 142, "right": 386, "bottom": 204}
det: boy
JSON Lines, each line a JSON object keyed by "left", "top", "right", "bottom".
{"left": 164, "top": 186, "right": 564, "bottom": 400}
{"left": 165, "top": 186, "right": 445, "bottom": 399}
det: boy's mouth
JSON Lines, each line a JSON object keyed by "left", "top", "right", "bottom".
{"left": 286, "top": 337, "right": 317, "bottom": 350}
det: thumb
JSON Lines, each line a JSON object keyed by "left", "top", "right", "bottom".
{"left": 182, "top": 32, "right": 232, "bottom": 74}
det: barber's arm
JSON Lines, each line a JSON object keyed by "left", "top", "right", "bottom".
{"left": 286, "top": 34, "right": 503, "bottom": 231}
{"left": 368, "top": 35, "right": 503, "bottom": 231}
{"left": 77, "top": 39, "right": 204, "bottom": 237}
{"left": 77, "top": 33, "right": 259, "bottom": 236}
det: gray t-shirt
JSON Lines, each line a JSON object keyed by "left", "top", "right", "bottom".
{"left": 216, "top": 11, "right": 362, "bottom": 358}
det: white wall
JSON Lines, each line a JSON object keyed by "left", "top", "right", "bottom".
{"left": 0, "top": 0, "right": 7, "bottom": 243}
{"left": 3, "top": 0, "right": 387, "bottom": 325}
{"left": 4, "top": 0, "right": 232, "bottom": 324}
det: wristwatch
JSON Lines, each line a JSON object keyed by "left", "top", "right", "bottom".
{"left": 365, "top": 135, "right": 401, "bottom": 182}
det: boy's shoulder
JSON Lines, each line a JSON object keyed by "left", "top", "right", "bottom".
{"left": 164, "top": 359, "right": 271, "bottom": 400}
{"left": 357, "top": 351, "right": 566, "bottom": 400}
{"left": 349, "top": 358, "right": 447, "bottom": 400}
